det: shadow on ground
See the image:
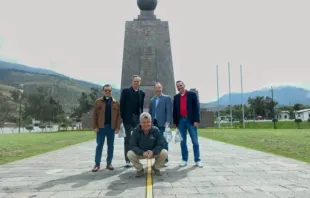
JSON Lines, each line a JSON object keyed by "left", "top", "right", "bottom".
{"left": 36, "top": 167, "right": 127, "bottom": 191}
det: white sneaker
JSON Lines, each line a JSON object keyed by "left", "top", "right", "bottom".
{"left": 179, "top": 161, "right": 187, "bottom": 167}
{"left": 195, "top": 161, "right": 203, "bottom": 168}
{"left": 163, "top": 162, "right": 169, "bottom": 167}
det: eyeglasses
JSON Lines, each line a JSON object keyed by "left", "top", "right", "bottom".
{"left": 104, "top": 89, "right": 111, "bottom": 93}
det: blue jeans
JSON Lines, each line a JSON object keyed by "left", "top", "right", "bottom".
{"left": 178, "top": 118, "right": 200, "bottom": 162}
{"left": 95, "top": 125, "right": 115, "bottom": 166}
{"left": 158, "top": 127, "right": 169, "bottom": 162}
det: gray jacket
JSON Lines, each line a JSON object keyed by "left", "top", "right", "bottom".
{"left": 148, "top": 94, "right": 172, "bottom": 127}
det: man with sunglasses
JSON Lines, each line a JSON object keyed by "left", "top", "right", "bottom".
{"left": 91, "top": 84, "right": 122, "bottom": 172}
{"left": 120, "top": 75, "right": 145, "bottom": 167}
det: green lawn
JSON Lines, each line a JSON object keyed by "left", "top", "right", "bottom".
{"left": 199, "top": 129, "right": 310, "bottom": 163}
{"left": 0, "top": 131, "right": 94, "bottom": 165}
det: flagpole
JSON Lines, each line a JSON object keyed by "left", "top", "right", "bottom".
{"left": 228, "top": 62, "right": 233, "bottom": 127}
{"left": 240, "top": 65, "right": 245, "bottom": 128}
{"left": 216, "top": 65, "right": 221, "bottom": 128}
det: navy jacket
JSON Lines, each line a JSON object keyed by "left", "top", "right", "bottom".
{"left": 173, "top": 90, "right": 200, "bottom": 126}
{"left": 130, "top": 125, "right": 166, "bottom": 156}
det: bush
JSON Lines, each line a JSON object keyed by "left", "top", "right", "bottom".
{"left": 25, "top": 125, "right": 34, "bottom": 132}
{"left": 39, "top": 125, "right": 46, "bottom": 132}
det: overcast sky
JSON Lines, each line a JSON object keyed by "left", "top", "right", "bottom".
{"left": 0, "top": 0, "right": 309, "bottom": 102}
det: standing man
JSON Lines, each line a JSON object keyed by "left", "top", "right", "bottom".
{"left": 173, "top": 80, "right": 202, "bottom": 167}
{"left": 149, "top": 82, "right": 172, "bottom": 166}
{"left": 92, "top": 84, "right": 122, "bottom": 172}
{"left": 120, "top": 75, "right": 145, "bottom": 167}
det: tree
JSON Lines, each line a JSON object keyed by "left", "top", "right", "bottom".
{"left": 23, "top": 87, "right": 65, "bottom": 123}
{"left": 0, "top": 92, "right": 14, "bottom": 123}
{"left": 248, "top": 96, "right": 278, "bottom": 119}
{"left": 71, "top": 87, "right": 99, "bottom": 118}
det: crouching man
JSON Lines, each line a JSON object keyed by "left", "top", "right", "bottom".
{"left": 127, "top": 112, "right": 168, "bottom": 177}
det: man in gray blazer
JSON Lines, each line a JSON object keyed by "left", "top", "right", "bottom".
{"left": 149, "top": 82, "right": 172, "bottom": 166}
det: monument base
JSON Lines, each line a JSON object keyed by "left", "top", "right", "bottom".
{"left": 120, "top": 16, "right": 176, "bottom": 109}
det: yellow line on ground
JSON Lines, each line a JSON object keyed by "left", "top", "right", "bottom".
{"left": 146, "top": 158, "right": 153, "bottom": 198}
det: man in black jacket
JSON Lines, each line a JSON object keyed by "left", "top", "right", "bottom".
{"left": 120, "top": 75, "right": 145, "bottom": 167}
{"left": 127, "top": 112, "right": 167, "bottom": 177}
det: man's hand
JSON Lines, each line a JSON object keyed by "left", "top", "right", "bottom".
{"left": 193, "top": 122, "right": 199, "bottom": 127}
{"left": 94, "top": 128, "right": 99, "bottom": 133}
{"left": 147, "top": 150, "right": 153, "bottom": 158}
{"left": 115, "top": 129, "right": 120, "bottom": 134}
{"left": 143, "top": 151, "right": 149, "bottom": 158}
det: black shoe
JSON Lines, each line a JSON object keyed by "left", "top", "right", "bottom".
{"left": 125, "top": 161, "right": 131, "bottom": 168}
{"left": 92, "top": 165, "right": 100, "bottom": 172}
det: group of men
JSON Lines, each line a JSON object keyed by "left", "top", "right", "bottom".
{"left": 91, "top": 75, "right": 202, "bottom": 177}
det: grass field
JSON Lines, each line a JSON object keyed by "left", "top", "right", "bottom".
{"left": 0, "top": 131, "right": 94, "bottom": 165}
{"left": 199, "top": 129, "right": 310, "bottom": 163}
{"left": 219, "top": 121, "right": 310, "bottom": 129}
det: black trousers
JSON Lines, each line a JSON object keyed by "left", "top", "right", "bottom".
{"left": 124, "top": 114, "right": 139, "bottom": 162}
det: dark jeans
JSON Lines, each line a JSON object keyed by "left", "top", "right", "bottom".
{"left": 154, "top": 119, "right": 169, "bottom": 162}
{"left": 95, "top": 125, "right": 115, "bottom": 166}
{"left": 178, "top": 118, "right": 200, "bottom": 162}
{"left": 124, "top": 114, "right": 139, "bottom": 163}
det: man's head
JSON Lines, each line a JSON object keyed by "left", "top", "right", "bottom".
{"left": 102, "top": 84, "right": 112, "bottom": 98}
{"left": 132, "top": 75, "right": 141, "bottom": 89}
{"left": 140, "top": 112, "right": 152, "bottom": 131}
{"left": 176, "top": 80, "right": 185, "bottom": 94}
{"left": 154, "top": 82, "right": 163, "bottom": 96}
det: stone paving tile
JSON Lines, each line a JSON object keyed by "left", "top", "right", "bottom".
{"left": 1, "top": 132, "right": 310, "bottom": 198}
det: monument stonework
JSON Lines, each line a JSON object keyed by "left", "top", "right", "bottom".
{"left": 120, "top": 0, "right": 176, "bottom": 109}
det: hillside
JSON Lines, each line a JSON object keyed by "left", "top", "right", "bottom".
{"left": 0, "top": 61, "right": 120, "bottom": 112}
{"left": 203, "top": 86, "right": 310, "bottom": 108}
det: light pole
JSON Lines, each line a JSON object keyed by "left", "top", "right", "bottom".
{"left": 18, "top": 84, "right": 24, "bottom": 133}
{"left": 271, "top": 86, "right": 276, "bottom": 129}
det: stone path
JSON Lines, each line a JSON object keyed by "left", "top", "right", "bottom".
{"left": 1, "top": 133, "right": 310, "bottom": 198}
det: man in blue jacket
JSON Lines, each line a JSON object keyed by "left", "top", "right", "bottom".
{"left": 173, "top": 80, "right": 202, "bottom": 167}
{"left": 149, "top": 82, "right": 172, "bottom": 166}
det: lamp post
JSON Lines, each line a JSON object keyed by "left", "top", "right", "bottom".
{"left": 18, "top": 84, "right": 24, "bottom": 133}
{"left": 271, "top": 86, "right": 276, "bottom": 129}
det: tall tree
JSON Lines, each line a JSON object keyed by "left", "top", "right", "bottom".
{"left": 248, "top": 96, "right": 278, "bottom": 119}
{"left": 71, "top": 87, "right": 100, "bottom": 118}
{"left": 0, "top": 92, "right": 14, "bottom": 123}
{"left": 23, "top": 87, "right": 64, "bottom": 123}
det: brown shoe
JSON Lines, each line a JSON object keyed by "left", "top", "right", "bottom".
{"left": 135, "top": 168, "right": 144, "bottom": 177}
{"left": 92, "top": 165, "right": 100, "bottom": 172}
{"left": 152, "top": 166, "right": 162, "bottom": 176}
{"left": 106, "top": 164, "right": 114, "bottom": 170}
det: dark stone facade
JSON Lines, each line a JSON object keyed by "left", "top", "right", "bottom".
{"left": 199, "top": 108, "right": 215, "bottom": 128}
{"left": 120, "top": 8, "right": 176, "bottom": 110}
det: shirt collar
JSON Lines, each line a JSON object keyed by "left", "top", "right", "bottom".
{"left": 180, "top": 90, "right": 187, "bottom": 96}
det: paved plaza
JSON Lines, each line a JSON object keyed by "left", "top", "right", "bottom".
{"left": 1, "top": 133, "right": 310, "bottom": 198}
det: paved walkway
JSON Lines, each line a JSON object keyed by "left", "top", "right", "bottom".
{"left": 1, "top": 133, "right": 310, "bottom": 198}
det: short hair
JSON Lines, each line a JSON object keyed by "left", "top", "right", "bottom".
{"left": 132, "top": 75, "right": 141, "bottom": 80}
{"left": 140, "top": 112, "right": 152, "bottom": 121}
{"left": 155, "top": 82, "right": 162, "bottom": 87}
{"left": 176, "top": 80, "right": 184, "bottom": 85}
{"left": 102, "top": 84, "right": 112, "bottom": 90}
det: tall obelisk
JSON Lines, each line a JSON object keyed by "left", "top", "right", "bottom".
{"left": 120, "top": 0, "right": 176, "bottom": 110}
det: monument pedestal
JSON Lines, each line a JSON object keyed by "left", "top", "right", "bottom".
{"left": 120, "top": 12, "right": 176, "bottom": 109}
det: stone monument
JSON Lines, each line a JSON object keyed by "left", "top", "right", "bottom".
{"left": 120, "top": 0, "right": 176, "bottom": 109}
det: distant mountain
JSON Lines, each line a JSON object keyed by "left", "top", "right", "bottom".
{"left": 0, "top": 60, "right": 66, "bottom": 77}
{"left": 203, "top": 86, "right": 310, "bottom": 108}
{"left": 0, "top": 60, "right": 120, "bottom": 112}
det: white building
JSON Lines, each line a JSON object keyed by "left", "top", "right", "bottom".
{"left": 295, "top": 109, "right": 310, "bottom": 121}
{"left": 277, "top": 111, "right": 290, "bottom": 120}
